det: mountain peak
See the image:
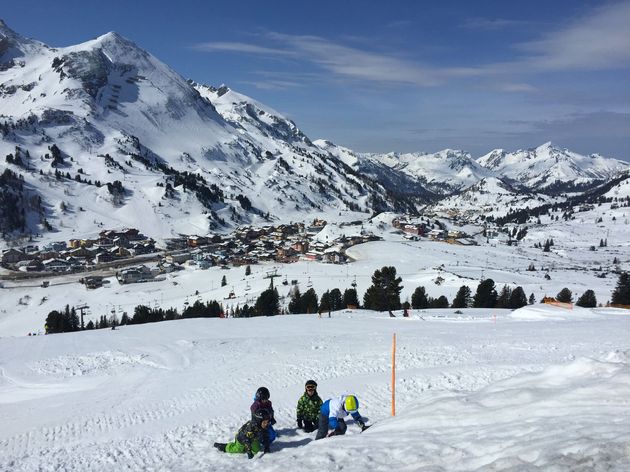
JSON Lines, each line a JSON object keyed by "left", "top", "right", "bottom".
{"left": 0, "top": 18, "right": 47, "bottom": 59}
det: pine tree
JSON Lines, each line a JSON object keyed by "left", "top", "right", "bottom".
{"left": 430, "top": 295, "right": 449, "bottom": 308}
{"left": 329, "top": 288, "right": 343, "bottom": 311}
{"left": 411, "top": 286, "right": 429, "bottom": 309}
{"left": 495, "top": 285, "right": 513, "bottom": 308}
{"left": 576, "top": 290, "right": 597, "bottom": 308}
{"left": 288, "top": 287, "right": 303, "bottom": 314}
{"left": 319, "top": 290, "right": 331, "bottom": 312}
{"left": 343, "top": 288, "right": 359, "bottom": 308}
{"left": 245, "top": 265, "right": 251, "bottom": 276}
{"left": 611, "top": 272, "right": 630, "bottom": 305}
{"left": 508, "top": 287, "right": 528, "bottom": 309}
{"left": 556, "top": 287, "right": 573, "bottom": 303}
{"left": 254, "top": 288, "right": 280, "bottom": 316}
{"left": 363, "top": 266, "right": 403, "bottom": 311}
{"left": 451, "top": 285, "right": 471, "bottom": 308}
{"left": 473, "top": 279, "right": 497, "bottom": 308}
{"left": 221, "top": 275, "right": 227, "bottom": 287}
{"left": 301, "top": 288, "right": 319, "bottom": 314}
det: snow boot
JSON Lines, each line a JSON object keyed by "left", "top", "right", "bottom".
{"left": 214, "top": 442, "right": 227, "bottom": 452}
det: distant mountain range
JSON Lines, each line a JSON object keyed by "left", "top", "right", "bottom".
{"left": 1, "top": 20, "right": 628, "bottom": 245}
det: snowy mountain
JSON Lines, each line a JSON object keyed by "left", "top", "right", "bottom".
{"left": 427, "top": 176, "right": 555, "bottom": 219}
{"left": 316, "top": 139, "right": 492, "bottom": 197}
{"left": 477, "top": 142, "right": 629, "bottom": 193}
{"left": 0, "top": 21, "right": 404, "bottom": 245}
{"left": 1, "top": 20, "right": 628, "bottom": 247}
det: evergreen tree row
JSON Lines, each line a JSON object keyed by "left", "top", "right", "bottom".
{"left": 43, "top": 271, "right": 630, "bottom": 335}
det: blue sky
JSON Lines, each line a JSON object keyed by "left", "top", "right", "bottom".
{"left": 3, "top": 0, "right": 630, "bottom": 159}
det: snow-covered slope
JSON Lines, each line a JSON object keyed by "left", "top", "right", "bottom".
{"left": 0, "top": 21, "right": 403, "bottom": 246}
{"left": 0, "top": 308, "right": 628, "bottom": 471}
{"left": 427, "top": 176, "right": 555, "bottom": 218}
{"left": 317, "top": 139, "right": 492, "bottom": 197}
{"left": 477, "top": 142, "right": 629, "bottom": 193}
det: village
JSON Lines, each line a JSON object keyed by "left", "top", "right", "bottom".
{"left": 0, "top": 216, "right": 482, "bottom": 286}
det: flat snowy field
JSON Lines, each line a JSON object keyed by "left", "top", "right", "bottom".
{"left": 1, "top": 306, "right": 629, "bottom": 471}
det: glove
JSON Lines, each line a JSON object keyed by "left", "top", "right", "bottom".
{"left": 271, "top": 417, "right": 277, "bottom": 425}
{"left": 297, "top": 418, "right": 304, "bottom": 429}
{"left": 247, "top": 451, "right": 254, "bottom": 460}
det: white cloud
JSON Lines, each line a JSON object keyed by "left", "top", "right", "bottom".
{"left": 516, "top": 1, "right": 630, "bottom": 71}
{"left": 191, "top": 2, "right": 630, "bottom": 88}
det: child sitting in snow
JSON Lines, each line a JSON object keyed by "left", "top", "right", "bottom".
{"left": 251, "top": 386, "right": 277, "bottom": 443}
{"left": 214, "top": 408, "right": 272, "bottom": 459}
{"left": 296, "top": 379, "right": 323, "bottom": 433}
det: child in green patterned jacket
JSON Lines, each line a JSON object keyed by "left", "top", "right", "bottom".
{"left": 296, "top": 379, "right": 323, "bottom": 433}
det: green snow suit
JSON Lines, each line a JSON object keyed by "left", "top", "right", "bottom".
{"left": 296, "top": 391, "right": 323, "bottom": 423}
{"left": 225, "top": 419, "right": 269, "bottom": 455}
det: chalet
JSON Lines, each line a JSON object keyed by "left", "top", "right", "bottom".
{"left": 86, "top": 277, "right": 105, "bottom": 289}
{"left": 1, "top": 248, "right": 27, "bottom": 264}
{"left": 164, "top": 238, "right": 188, "bottom": 250}
{"left": 323, "top": 250, "right": 347, "bottom": 264}
{"left": 165, "top": 252, "right": 191, "bottom": 264}
{"left": 42, "top": 241, "right": 67, "bottom": 252}
{"left": 42, "top": 258, "right": 72, "bottom": 272}
{"left": 69, "top": 247, "right": 94, "bottom": 259}
{"left": 112, "top": 235, "right": 130, "bottom": 247}
{"left": 187, "top": 236, "right": 208, "bottom": 247}
{"left": 303, "top": 251, "right": 322, "bottom": 261}
{"left": 403, "top": 224, "right": 425, "bottom": 236}
{"left": 94, "top": 251, "right": 114, "bottom": 264}
{"left": 291, "top": 241, "right": 309, "bottom": 253}
{"left": 95, "top": 237, "right": 114, "bottom": 249}
{"left": 131, "top": 242, "right": 155, "bottom": 255}
{"left": 116, "top": 265, "right": 153, "bottom": 284}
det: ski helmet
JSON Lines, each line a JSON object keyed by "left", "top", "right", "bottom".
{"left": 255, "top": 387, "right": 270, "bottom": 401}
{"left": 253, "top": 408, "right": 271, "bottom": 423}
{"left": 305, "top": 380, "right": 317, "bottom": 389}
{"left": 344, "top": 395, "right": 359, "bottom": 413}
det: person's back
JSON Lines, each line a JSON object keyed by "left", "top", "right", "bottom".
{"left": 316, "top": 394, "right": 367, "bottom": 439}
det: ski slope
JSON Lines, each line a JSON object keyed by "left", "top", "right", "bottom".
{"left": 0, "top": 306, "right": 629, "bottom": 471}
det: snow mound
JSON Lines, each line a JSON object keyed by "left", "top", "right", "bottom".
{"left": 509, "top": 304, "right": 598, "bottom": 321}
{"left": 353, "top": 353, "right": 630, "bottom": 471}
